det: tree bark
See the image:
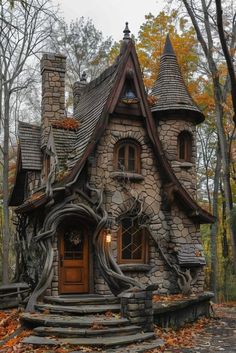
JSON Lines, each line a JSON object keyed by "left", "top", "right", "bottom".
{"left": 210, "top": 147, "right": 221, "bottom": 301}
{"left": 215, "top": 0, "right": 236, "bottom": 125}
{"left": 2, "top": 86, "right": 10, "bottom": 284}
{"left": 182, "top": 0, "right": 236, "bottom": 275}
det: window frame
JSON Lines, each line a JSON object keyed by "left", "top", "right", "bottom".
{"left": 117, "top": 219, "right": 148, "bottom": 264}
{"left": 177, "top": 131, "right": 192, "bottom": 162}
{"left": 114, "top": 139, "right": 141, "bottom": 174}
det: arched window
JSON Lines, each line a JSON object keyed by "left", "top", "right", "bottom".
{"left": 177, "top": 131, "right": 192, "bottom": 162}
{"left": 118, "top": 218, "right": 148, "bottom": 264}
{"left": 114, "top": 140, "right": 141, "bottom": 173}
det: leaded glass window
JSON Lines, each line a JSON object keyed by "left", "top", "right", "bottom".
{"left": 118, "top": 218, "right": 147, "bottom": 263}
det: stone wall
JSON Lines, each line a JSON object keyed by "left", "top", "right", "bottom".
{"left": 153, "top": 292, "right": 214, "bottom": 328}
{"left": 157, "top": 118, "right": 197, "bottom": 197}
{"left": 89, "top": 115, "right": 204, "bottom": 295}
{"left": 45, "top": 114, "right": 205, "bottom": 297}
{"left": 120, "top": 286, "right": 155, "bottom": 331}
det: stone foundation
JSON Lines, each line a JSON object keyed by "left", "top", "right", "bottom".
{"left": 120, "top": 285, "right": 157, "bottom": 331}
{"left": 153, "top": 291, "right": 214, "bottom": 328}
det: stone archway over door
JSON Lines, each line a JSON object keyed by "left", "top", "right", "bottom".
{"left": 59, "top": 225, "right": 89, "bottom": 294}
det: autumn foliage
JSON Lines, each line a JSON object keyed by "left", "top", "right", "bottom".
{"left": 52, "top": 117, "right": 80, "bottom": 131}
{"left": 0, "top": 310, "right": 20, "bottom": 340}
{"left": 136, "top": 11, "right": 199, "bottom": 92}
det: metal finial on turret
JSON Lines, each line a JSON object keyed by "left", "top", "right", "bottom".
{"left": 80, "top": 71, "right": 87, "bottom": 82}
{"left": 123, "top": 22, "right": 131, "bottom": 40}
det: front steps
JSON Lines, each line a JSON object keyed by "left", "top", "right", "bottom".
{"left": 35, "top": 303, "right": 121, "bottom": 315}
{"left": 23, "top": 332, "right": 155, "bottom": 348}
{"left": 21, "top": 295, "right": 157, "bottom": 349}
{"left": 43, "top": 294, "right": 119, "bottom": 305}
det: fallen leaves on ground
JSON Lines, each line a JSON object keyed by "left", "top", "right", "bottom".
{"left": 0, "top": 309, "right": 21, "bottom": 340}
{"left": 156, "top": 317, "right": 211, "bottom": 348}
{"left": 2, "top": 329, "right": 31, "bottom": 349}
{"left": 1, "top": 344, "right": 101, "bottom": 353}
{"left": 153, "top": 294, "right": 193, "bottom": 303}
{"left": 144, "top": 317, "right": 212, "bottom": 353}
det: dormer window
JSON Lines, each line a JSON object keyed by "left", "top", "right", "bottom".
{"left": 177, "top": 131, "right": 192, "bottom": 162}
{"left": 114, "top": 140, "right": 141, "bottom": 173}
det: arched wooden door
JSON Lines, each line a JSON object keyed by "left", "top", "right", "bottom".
{"left": 59, "top": 225, "right": 89, "bottom": 294}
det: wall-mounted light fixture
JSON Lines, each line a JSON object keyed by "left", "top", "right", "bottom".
{"left": 105, "top": 217, "right": 113, "bottom": 243}
{"left": 106, "top": 232, "right": 112, "bottom": 243}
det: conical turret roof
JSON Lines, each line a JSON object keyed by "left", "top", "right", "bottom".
{"left": 151, "top": 35, "right": 204, "bottom": 123}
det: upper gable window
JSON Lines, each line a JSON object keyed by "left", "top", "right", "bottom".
{"left": 177, "top": 131, "right": 192, "bottom": 162}
{"left": 114, "top": 140, "right": 141, "bottom": 173}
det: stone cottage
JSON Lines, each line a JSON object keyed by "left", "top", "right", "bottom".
{"left": 10, "top": 24, "right": 214, "bottom": 318}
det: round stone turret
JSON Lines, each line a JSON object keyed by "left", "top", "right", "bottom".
{"left": 152, "top": 35, "right": 203, "bottom": 197}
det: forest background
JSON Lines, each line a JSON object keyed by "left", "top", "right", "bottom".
{"left": 0, "top": 0, "right": 236, "bottom": 302}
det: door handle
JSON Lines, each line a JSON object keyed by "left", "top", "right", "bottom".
{"left": 60, "top": 255, "right": 64, "bottom": 267}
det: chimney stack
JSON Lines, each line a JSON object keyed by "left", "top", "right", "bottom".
{"left": 41, "top": 53, "right": 66, "bottom": 148}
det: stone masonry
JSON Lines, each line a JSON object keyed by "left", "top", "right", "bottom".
{"left": 120, "top": 286, "right": 155, "bottom": 332}
{"left": 41, "top": 54, "right": 66, "bottom": 149}
{"left": 87, "top": 115, "right": 204, "bottom": 296}
{"left": 157, "top": 118, "right": 197, "bottom": 197}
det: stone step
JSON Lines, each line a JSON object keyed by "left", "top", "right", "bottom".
{"left": 33, "top": 324, "right": 141, "bottom": 338}
{"left": 21, "top": 312, "right": 129, "bottom": 328}
{"left": 23, "top": 332, "right": 155, "bottom": 347}
{"left": 43, "top": 295, "right": 120, "bottom": 306}
{"left": 35, "top": 303, "right": 121, "bottom": 315}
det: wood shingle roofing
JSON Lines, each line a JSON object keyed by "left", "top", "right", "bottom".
{"left": 18, "top": 121, "right": 42, "bottom": 170}
{"left": 67, "top": 64, "right": 119, "bottom": 170}
{"left": 52, "top": 127, "right": 77, "bottom": 168}
{"left": 151, "top": 35, "right": 204, "bottom": 124}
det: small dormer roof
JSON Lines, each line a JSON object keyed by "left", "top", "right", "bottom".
{"left": 151, "top": 35, "right": 204, "bottom": 124}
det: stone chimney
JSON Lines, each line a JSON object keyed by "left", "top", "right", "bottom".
{"left": 41, "top": 53, "right": 66, "bottom": 148}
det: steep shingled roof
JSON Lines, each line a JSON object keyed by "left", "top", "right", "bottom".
{"left": 52, "top": 127, "right": 77, "bottom": 168}
{"left": 67, "top": 63, "right": 119, "bottom": 170}
{"left": 18, "top": 121, "right": 42, "bottom": 170}
{"left": 151, "top": 35, "right": 204, "bottom": 123}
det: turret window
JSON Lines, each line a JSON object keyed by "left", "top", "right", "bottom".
{"left": 177, "top": 131, "right": 192, "bottom": 162}
{"left": 115, "top": 140, "right": 141, "bottom": 173}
